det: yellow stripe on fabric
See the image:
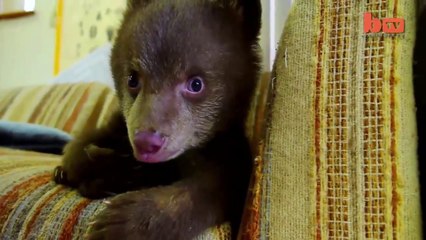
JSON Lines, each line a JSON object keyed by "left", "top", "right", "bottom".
{"left": 5, "top": 86, "right": 49, "bottom": 122}
{"left": 63, "top": 85, "right": 93, "bottom": 135}
{"left": 49, "top": 85, "right": 74, "bottom": 130}
{"left": 0, "top": 165, "right": 56, "bottom": 194}
{"left": 37, "top": 191, "right": 82, "bottom": 240}
{"left": 0, "top": 153, "right": 58, "bottom": 169}
{"left": 31, "top": 85, "right": 59, "bottom": 126}
{"left": 42, "top": 84, "right": 77, "bottom": 130}
{"left": 18, "top": 186, "right": 65, "bottom": 240}
{"left": 67, "top": 83, "right": 113, "bottom": 135}
{"left": 38, "top": 84, "right": 68, "bottom": 129}
{"left": 0, "top": 153, "right": 58, "bottom": 167}
{"left": 52, "top": 84, "right": 86, "bottom": 132}
{"left": 28, "top": 86, "right": 58, "bottom": 124}
{"left": 0, "top": 149, "right": 59, "bottom": 191}
{"left": 0, "top": 147, "right": 59, "bottom": 157}
{"left": 62, "top": 199, "right": 92, "bottom": 239}
{"left": 34, "top": 84, "right": 61, "bottom": 127}
{"left": 74, "top": 87, "right": 112, "bottom": 135}
{"left": 38, "top": 84, "right": 72, "bottom": 129}
{"left": 0, "top": 160, "right": 58, "bottom": 176}
{"left": 96, "top": 92, "right": 119, "bottom": 128}
{"left": 1, "top": 86, "right": 50, "bottom": 123}
{"left": 0, "top": 173, "right": 52, "bottom": 234}
{"left": 37, "top": 83, "right": 83, "bottom": 132}
{"left": 0, "top": 88, "right": 23, "bottom": 118}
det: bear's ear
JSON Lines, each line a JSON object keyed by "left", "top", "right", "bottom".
{"left": 226, "top": 0, "right": 262, "bottom": 42}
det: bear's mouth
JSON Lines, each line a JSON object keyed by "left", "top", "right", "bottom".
{"left": 133, "top": 147, "right": 184, "bottom": 163}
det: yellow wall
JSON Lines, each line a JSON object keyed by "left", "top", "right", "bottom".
{"left": 0, "top": 0, "right": 56, "bottom": 90}
{"left": 0, "top": 0, "right": 291, "bottom": 90}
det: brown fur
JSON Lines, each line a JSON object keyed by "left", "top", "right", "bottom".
{"left": 54, "top": 0, "right": 261, "bottom": 239}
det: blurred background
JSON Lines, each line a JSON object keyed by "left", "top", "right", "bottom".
{"left": 0, "top": 0, "right": 292, "bottom": 89}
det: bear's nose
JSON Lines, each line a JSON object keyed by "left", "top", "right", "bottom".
{"left": 133, "top": 131, "right": 165, "bottom": 154}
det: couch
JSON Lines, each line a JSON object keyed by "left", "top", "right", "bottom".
{"left": 0, "top": 0, "right": 422, "bottom": 239}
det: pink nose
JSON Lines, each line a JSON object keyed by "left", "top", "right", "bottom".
{"left": 134, "top": 131, "right": 165, "bottom": 154}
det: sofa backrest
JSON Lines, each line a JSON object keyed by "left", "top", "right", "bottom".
{"left": 0, "top": 82, "right": 118, "bottom": 137}
{"left": 240, "top": 1, "right": 422, "bottom": 239}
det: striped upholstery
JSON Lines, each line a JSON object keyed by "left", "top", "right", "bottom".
{"left": 0, "top": 83, "right": 115, "bottom": 239}
{"left": 0, "top": 146, "right": 232, "bottom": 239}
{"left": 0, "top": 83, "right": 118, "bottom": 137}
{"left": 0, "top": 148, "right": 101, "bottom": 239}
{"left": 0, "top": 81, "right": 271, "bottom": 239}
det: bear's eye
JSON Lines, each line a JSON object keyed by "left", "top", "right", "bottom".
{"left": 127, "top": 70, "right": 140, "bottom": 89}
{"left": 187, "top": 76, "right": 204, "bottom": 93}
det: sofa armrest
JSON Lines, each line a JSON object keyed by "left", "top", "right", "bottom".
{"left": 0, "top": 148, "right": 232, "bottom": 239}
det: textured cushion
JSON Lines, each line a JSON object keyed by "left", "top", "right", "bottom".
{"left": 0, "top": 147, "right": 232, "bottom": 239}
{"left": 0, "top": 82, "right": 118, "bottom": 137}
{"left": 251, "top": 0, "right": 421, "bottom": 239}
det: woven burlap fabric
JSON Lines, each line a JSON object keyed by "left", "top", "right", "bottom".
{"left": 261, "top": 0, "right": 421, "bottom": 239}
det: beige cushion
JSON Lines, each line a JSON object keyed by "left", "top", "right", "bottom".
{"left": 255, "top": 0, "right": 422, "bottom": 239}
{"left": 0, "top": 83, "right": 118, "bottom": 136}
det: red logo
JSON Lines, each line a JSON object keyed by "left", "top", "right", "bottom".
{"left": 364, "top": 12, "right": 404, "bottom": 34}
